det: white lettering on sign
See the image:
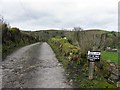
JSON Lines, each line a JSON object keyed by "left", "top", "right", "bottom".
{"left": 88, "top": 51, "right": 101, "bottom": 55}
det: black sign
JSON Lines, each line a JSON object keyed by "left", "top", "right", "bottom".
{"left": 87, "top": 51, "right": 101, "bottom": 62}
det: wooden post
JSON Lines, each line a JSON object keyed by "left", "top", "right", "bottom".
{"left": 88, "top": 47, "right": 95, "bottom": 80}
{"left": 88, "top": 62, "right": 95, "bottom": 80}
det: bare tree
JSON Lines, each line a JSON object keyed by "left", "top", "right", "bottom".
{"left": 73, "top": 27, "right": 108, "bottom": 55}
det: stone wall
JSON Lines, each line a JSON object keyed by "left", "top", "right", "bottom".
{"left": 108, "top": 63, "right": 120, "bottom": 87}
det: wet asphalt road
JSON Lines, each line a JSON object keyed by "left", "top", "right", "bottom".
{"left": 2, "top": 42, "right": 72, "bottom": 88}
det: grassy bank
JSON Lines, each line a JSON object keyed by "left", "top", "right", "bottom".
{"left": 48, "top": 38, "right": 117, "bottom": 88}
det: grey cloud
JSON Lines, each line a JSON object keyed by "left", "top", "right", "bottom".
{"left": 0, "top": 0, "right": 118, "bottom": 31}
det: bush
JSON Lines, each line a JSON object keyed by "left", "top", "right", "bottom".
{"left": 48, "top": 38, "right": 80, "bottom": 61}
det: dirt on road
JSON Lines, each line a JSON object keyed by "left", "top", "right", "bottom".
{"left": 2, "top": 42, "right": 72, "bottom": 88}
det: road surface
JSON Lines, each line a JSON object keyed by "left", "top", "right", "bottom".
{"left": 2, "top": 42, "right": 72, "bottom": 88}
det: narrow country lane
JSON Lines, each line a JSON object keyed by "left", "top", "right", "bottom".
{"left": 2, "top": 42, "right": 72, "bottom": 88}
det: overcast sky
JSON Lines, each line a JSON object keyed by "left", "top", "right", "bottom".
{"left": 0, "top": 0, "right": 119, "bottom": 31}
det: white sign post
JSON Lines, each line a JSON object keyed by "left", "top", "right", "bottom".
{"left": 87, "top": 51, "right": 101, "bottom": 80}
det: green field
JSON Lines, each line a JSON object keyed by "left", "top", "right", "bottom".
{"left": 101, "top": 51, "right": 119, "bottom": 64}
